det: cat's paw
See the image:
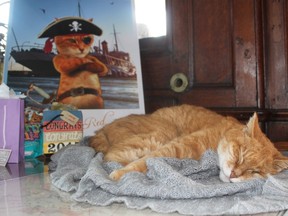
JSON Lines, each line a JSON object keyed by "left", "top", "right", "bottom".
{"left": 109, "top": 169, "right": 128, "bottom": 181}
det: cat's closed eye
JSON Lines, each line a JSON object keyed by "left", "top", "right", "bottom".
{"left": 68, "top": 38, "right": 77, "bottom": 44}
{"left": 252, "top": 170, "right": 259, "bottom": 174}
{"left": 246, "top": 169, "right": 260, "bottom": 175}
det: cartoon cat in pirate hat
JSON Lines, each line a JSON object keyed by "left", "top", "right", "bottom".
{"left": 38, "top": 17, "right": 108, "bottom": 109}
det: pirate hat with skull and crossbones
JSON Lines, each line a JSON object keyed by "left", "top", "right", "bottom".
{"left": 38, "top": 16, "right": 102, "bottom": 38}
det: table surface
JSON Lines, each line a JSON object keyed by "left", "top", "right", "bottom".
{"left": 0, "top": 154, "right": 288, "bottom": 216}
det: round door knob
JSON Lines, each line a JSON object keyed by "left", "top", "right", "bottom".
{"left": 170, "top": 73, "right": 189, "bottom": 93}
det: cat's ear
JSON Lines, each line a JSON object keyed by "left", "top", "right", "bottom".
{"left": 246, "top": 113, "right": 262, "bottom": 138}
{"left": 273, "top": 154, "right": 288, "bottom": 172}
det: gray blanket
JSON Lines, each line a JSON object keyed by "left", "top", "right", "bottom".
{"left": 49, "top": 137, "right": 288, "bottom": 215}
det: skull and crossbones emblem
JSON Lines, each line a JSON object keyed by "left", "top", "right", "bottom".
{"left": 69, "top": 21, "right": 82, "bottom": 32}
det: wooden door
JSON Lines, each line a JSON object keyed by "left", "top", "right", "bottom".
{"left": 140, "top": 0, "right": 261, "bottom": 113}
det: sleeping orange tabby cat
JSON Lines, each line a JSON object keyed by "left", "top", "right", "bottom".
{"left": 53, "top": 33, "right": 108, "bottom": 109}
{"left": 89, "top": 104, "right": 288, "bottom": 182}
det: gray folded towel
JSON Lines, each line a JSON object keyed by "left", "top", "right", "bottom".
{"left": 49, "top": 139, "right": 288, "bottom": 215}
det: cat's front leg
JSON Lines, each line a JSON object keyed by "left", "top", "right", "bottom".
{"left": 53, "top": 55, "right": 94, "bottom": 74}
{"left": 108, "top": 132, "right": 213, "bottom": 181}
{"left": 109, "top": 137, "right": 201, "bottom": 181}
{"left": 84, "top": 56, "right": 108, "bottom": 76}
{"left": 109, "top": 158, "right": 147, "bottom": 181}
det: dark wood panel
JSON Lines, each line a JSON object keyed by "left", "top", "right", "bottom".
{"left": 255, "top": 0, "right": 265, "bottom": 109}
{"left": 264, "top": 0, "right": 288, "bottom": 109}
{"left": 169, "top": 0, "right": 190, "bottom": 81}
{"left": 177, "top": 0, "right": 258, "bottom": 107}
{"left": 233, "top": 0, "right": 258, "bottom": 107}
{"left": 274, "top": 142, "right": 288, "bottom": 151}
{"left": 179, "top": 88, "right": 236, "bottom": 107}
{"left": 140, "top": 54, "right": 171, "bottom": 89}
{"left": 267, "top": 122, "right": 288, "bottom": 144}
{"left": 192, "top": 0, "right": 233, "bottom": 86}
{"left": 143, "top": 94, "right": 178, "bottom": 113}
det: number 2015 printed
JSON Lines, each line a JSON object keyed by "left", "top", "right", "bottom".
{"left": 47, "top": 142, "right": 76, "bottom": 153}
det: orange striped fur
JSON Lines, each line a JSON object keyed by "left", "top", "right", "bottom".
{"left": 89, "top": 105, "right": 288, "bottom": 182}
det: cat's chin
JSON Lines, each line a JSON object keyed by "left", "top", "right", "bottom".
{"left": 219, "top": 170, "right": 245, "bottom": 182}
{"left": 75, "top": 53, "right": 88, "bottom": 58}
{"left": 219, "top": 170, "right": 231, "bottom": 182}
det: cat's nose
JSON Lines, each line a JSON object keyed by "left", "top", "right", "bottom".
{"left": 230, "top": 170, "right": 237, "bottom": 178}
{"left": 79, "top": 48, "right": 84, "bottom": 53}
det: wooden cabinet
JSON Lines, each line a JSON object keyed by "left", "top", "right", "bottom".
{"left": 139, "top": 0, "right": 288, "bottom": 150}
